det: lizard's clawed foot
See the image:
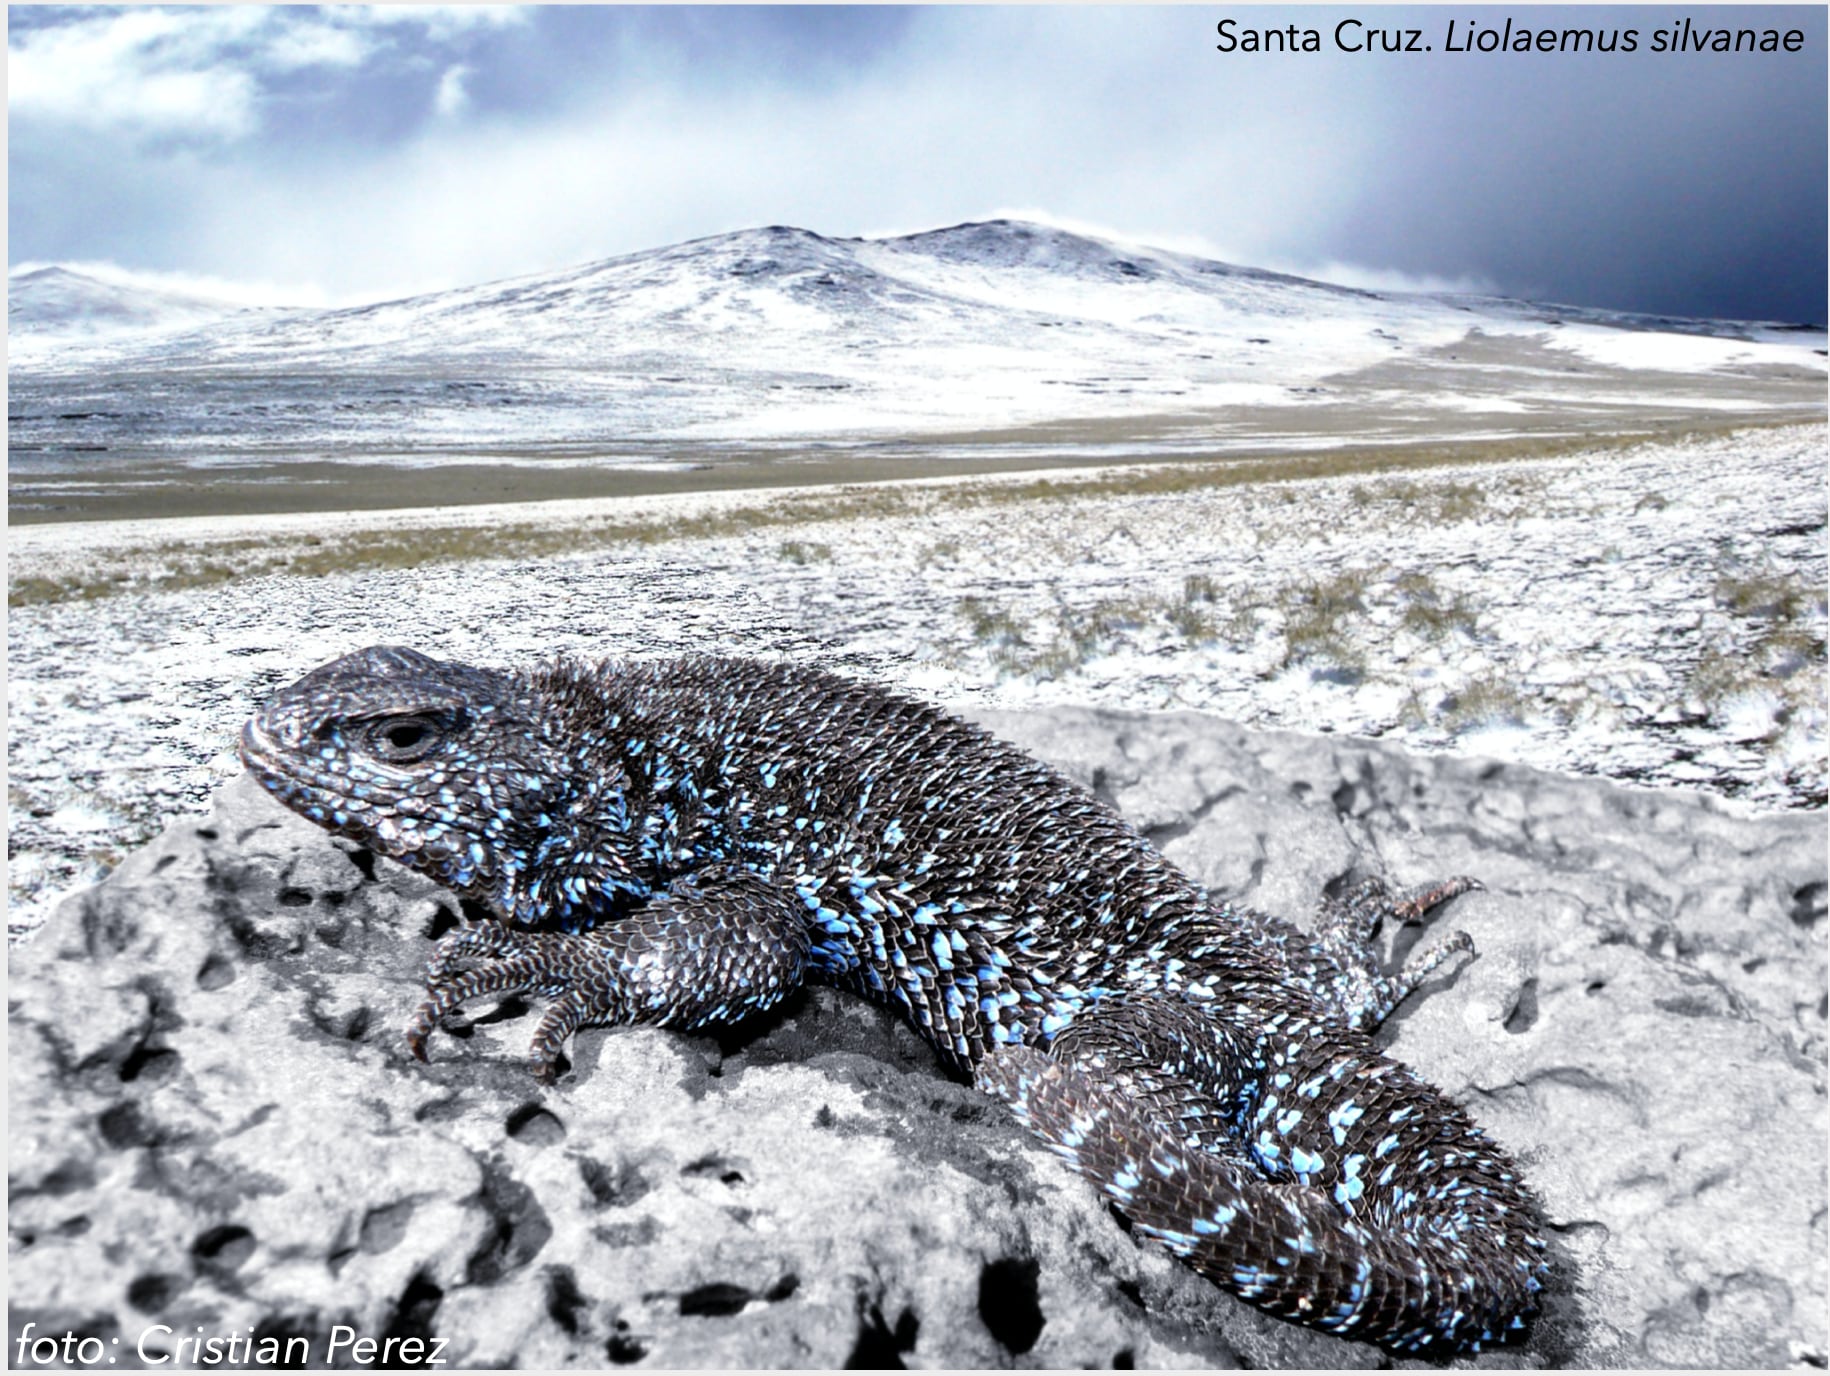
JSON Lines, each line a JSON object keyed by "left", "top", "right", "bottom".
{"left": 1321, "top": 873, "right": 1482, "bottom": 942}
{"left": 407, "top": 923, "right": 617, "bottom": 1083}
{"left": 1310, "top": 874, "right": 1482, "bottom": 1032}
{"left": 1386, "top": 875, "right": 1484, "bottom": 924}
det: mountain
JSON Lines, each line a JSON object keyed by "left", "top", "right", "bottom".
{"left": 7, "top": 266, "right": 278, "bottom": 350}
{"left": 14, "top": 223, "right": 1396, "bottom": 364}
{"left": 9, "top": 221, "right": 1825, "bottom": 456}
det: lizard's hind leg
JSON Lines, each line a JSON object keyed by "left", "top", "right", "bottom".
{"left": 1302, "top": 875, "right": 1480, "bottom": 1032}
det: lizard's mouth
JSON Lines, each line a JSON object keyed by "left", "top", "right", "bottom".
{"left": 238, "top": 715, "right": 287, "bottom": 782}
{"left": 239, "top": 714, "right": 327, "bottom": 811}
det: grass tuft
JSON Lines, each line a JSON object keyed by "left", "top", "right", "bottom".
{"left": 1441, "top": 675, "right": 1534, "bottom": 731}
{"left": 1281, "top": 570, "right": 1370, "bottom": 670}
{"left": 777, "top": 539, "right": 833, "bottom": 565}
{"left": 1688, "top": 564, "right": 1827, "bottom": 722}
{"left": 12, "top": 423, "right": 1775, "bottom": 608}
{"left": 1394, "top": 572, "right": 1482, "bottom": 642}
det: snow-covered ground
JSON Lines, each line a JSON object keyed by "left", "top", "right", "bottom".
{"left": 10, "top": 220, "right": 1824, "bottom": 935}
{"left": 9, "top": 422, "right": 1824, "bottom": 940}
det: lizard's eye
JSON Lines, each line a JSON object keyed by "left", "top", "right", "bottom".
{"left": 368, "top": 715, "right": 442, "bottom": 763}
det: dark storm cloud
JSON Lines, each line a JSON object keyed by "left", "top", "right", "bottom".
{"left": 8, "top": 5, "right": 1824, "bottom": 322}
{"left": 1311, "top": 6, "right": 1827, "bottom": 321}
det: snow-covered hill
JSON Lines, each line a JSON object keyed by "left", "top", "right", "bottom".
{"left": 7, "top": 266, "right": 281, "bottom": 350}
{"left": 9, "top": 220, "right": 1825, "bottom": 456}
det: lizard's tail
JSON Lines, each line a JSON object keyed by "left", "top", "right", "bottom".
{"left": 977, "top": 1044, "right": 1547, "bottom": 1353}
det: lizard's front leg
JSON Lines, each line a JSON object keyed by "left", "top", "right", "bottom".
{"left": 409, "top": 863, "right": 812, "bottom": 1082}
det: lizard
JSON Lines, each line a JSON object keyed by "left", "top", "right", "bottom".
{"left": 239, "top": 646, "right": 1548, "bottom": 1354}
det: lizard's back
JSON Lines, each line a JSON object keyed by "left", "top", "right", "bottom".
{"left": 594, "top": 656, "right": 1281, "bottom": 1025}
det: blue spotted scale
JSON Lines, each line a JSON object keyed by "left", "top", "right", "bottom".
{"left": 240, "top": 647, "right": 1547, "bottom": 1354}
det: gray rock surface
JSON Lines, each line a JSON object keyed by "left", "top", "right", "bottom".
{"left": 9, "top": 707, "right": 1826, "bottom": 1369}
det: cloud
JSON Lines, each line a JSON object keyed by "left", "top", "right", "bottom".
{"left": 1284, "top": 262, "right": 1502, "bottom": 298}
{"left": 6, "top": 6, "right": 523, "bottom": 143}
{"left": 433, "top": 64, "right": 473, "bottom": 120}
{"left": 8, "top": 7, "right": 1823, "bottom": 321}
{"left": 8, "top": 9, "right": 269, "bottom": 140}
{"left": 261, "top": 21, "right": 373, "bottom": 72}
{"left": 347, "top": 6, "right": 528, "bottom": 42}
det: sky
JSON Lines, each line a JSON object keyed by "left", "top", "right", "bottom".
{"left": 8, "top": 5, "right": 1826, "bottom": 322}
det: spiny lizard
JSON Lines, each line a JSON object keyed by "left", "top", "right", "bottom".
{"left": 240, "top": 647, "right": 1547, "bottom": 1354}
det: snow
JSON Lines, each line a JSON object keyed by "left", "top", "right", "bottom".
{"left": 1542, "top": 321, "right": 1800, "bottom": 372}
{"left": 8, "top": 221, "right": 1825, "bottom": 938}
{"left": 9, "top": 422, "right": 1824, "bottom": 941}
{"left": 11, "top": 220, "right": 1823, "bottom": 458}
{"left": 7, "top": 266, "right": 284, "bottom": 356}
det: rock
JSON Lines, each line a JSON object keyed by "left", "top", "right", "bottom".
{"left": 8, "top": 708, "right": 1825, "bottom": 1369}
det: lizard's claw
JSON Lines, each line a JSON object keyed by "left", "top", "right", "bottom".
{"left": 407, "top": 923, "right": 573, "bottom": 1075}
{"left": 1388, "top": 875, "right": 1484, "bottom": 924}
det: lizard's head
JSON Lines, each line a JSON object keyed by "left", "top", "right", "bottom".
{"left": 241, "top": 645, "right": 644, "bottom": 928}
